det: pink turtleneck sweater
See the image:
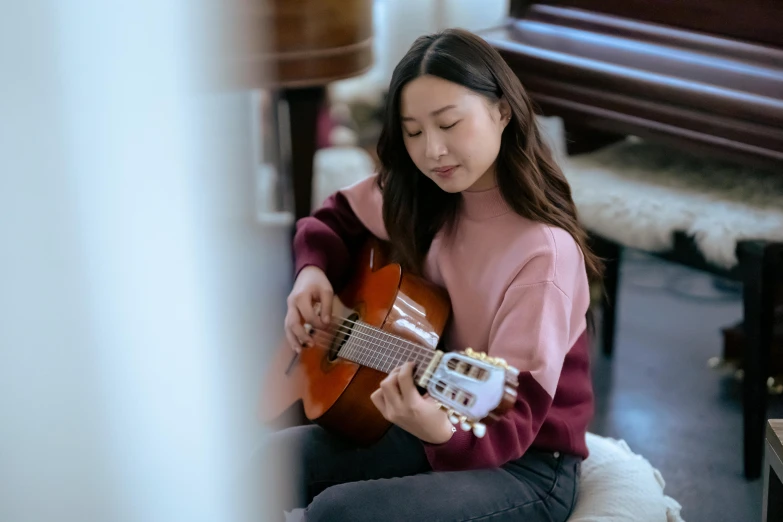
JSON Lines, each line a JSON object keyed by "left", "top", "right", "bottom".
{"left": 293, "top": 175, "right": 594, "bottom": 472}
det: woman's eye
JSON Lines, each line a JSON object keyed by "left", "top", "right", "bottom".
{"left": 441, "top": 121, "right": 460, "bottom": 130}
{"left": 406, "top": 130, "right": 421, "bottom": 138}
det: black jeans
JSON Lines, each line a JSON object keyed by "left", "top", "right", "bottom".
{"left": 262, "top": 424, "right": 581, "bottom": 522}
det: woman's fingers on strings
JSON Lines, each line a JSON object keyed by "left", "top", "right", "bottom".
{"left": 318, "top": 287, "right": 333, "bottom": 326}
{"left": 285, "top": 308, "right": 312, "bottom": 349}
{"left": 380, "top": 369, "right": 404, "bottom": 410}
{"left": 292, "top": 322, "right": 311, "bottom": 348}
{"left": 285, "top": 319, "right": 304, "bottom": 353}
{"left": 296, "top": 293, "right": 320, "bottom": 331}
{"left": 285, "top": 328, "right": 301, "bottom": 354}
{"left": 284, "top": 309, "right": 300, "bottom": 352}
{"left": 397, "top": 362, "right": 417, "bottom": 401}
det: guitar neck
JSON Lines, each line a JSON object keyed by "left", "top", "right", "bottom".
{"left": 337, "top": 321, "right": 436, "bottom": 381}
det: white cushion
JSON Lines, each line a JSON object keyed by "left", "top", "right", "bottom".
{"left": 568, "top": 433, "right": 685, "bottom": 522}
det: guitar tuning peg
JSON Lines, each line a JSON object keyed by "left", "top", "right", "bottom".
{"left": 448, "top": 410, "right": 460, "bottom": 425}
{"left": 460, "top": 418, "right": 472, "bottom": 432}
{"left": 472, "top": 422, "right": 486, "bottom": 438}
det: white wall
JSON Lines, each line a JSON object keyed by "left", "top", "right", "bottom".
{"left": 383, "top": 0, "right": 509, "bottom": 82}
{"left": 332, "top": 0, "right": 510, "bottom": 102}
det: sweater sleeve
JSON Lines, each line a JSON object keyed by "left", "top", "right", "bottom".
{"left": 293, "top": 175, "right": 386, "bottom": 291}
{"left": 423, "top": 261, "right": 583, "bottom": 471}
{"left": 293, "top": 192, "right": 368, "bottom": 291}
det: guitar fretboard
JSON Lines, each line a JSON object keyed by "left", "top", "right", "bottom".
{"left": 337, "top": 321, "right": 435, "bottom": 379}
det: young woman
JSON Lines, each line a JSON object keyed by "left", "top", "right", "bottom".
{"left": 271, "top": 28, "right": 601, "bottom": 522}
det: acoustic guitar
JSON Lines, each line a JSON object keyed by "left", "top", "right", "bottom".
{"left": 262, "top": 239, "right": 520, "bottom": 445}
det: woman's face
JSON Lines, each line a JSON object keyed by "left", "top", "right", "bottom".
{"left": 400, "top": 74, "right": 510, "bottom": 193}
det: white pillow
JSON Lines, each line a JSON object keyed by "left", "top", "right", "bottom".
{"left": 568, "top": 433, "right": 685, "bottom": 522}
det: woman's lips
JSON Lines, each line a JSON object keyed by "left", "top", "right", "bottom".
{"left": 432, "top": 165, "right": 458, "bottom": 177}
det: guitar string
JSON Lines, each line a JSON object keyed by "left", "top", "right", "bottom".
{"left": 314, "top": 316, "right": 504, "bottom": 376}
{"left": 302, "top": 314, "right": 438, "bottom": 365}
{"left": 308, "top": 322, "right": 433, "bottom": 363}
{"left": 307, "top": 326, "right": 433, "bottom": 374}
{"left": 299, "top": 320, "right": 496, "bottom": 417}
{"left": 315, "top": 314, "right": 439, "bottom": 355}
{"left": 300, "top": 316, "right": 502, "bottom": 382}
{"left": 305, "top": 330, "right": 477, "bottom": 408}
{"left": 307, "top": 328, "right": 430, "bottom": 368}
{"left": 306, "top": 328, "right": 483, "bottom": 412}
{"left": 307, "top": 320, "right": 434, "bottom": 363}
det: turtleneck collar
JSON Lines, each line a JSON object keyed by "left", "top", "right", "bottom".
{"left": 460, "top": 185, "right": 512, "bottom": 220}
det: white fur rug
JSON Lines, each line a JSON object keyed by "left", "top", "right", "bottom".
{"left": 537, "top": 116, "right": 783, "bottom": 269}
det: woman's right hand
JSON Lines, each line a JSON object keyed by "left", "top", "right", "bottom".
{"left": 284, "top": 266, "right": 334, "bottom": 353}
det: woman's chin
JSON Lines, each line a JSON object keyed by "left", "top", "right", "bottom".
{"left": 430, "top": 173, "right": 474, "bottom": 194}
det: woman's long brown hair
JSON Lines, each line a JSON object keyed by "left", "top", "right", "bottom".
{"left": 376, "top": 28, "right": 602, "bottom": 284}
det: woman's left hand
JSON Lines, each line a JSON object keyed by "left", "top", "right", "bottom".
{"left": 370, "top": 362, "right": 454, "bottom": 444}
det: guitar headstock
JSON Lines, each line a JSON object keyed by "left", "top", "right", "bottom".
{"left": 423, "top": 348, "right": 519, "bottom": 438}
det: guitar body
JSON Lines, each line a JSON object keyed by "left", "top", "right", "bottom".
{"left": 262, "top": 239, "right": 451, "bottom": 445}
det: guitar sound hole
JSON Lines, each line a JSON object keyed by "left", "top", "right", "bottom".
{"left": 327, "top": 312, "right": 360, "bottom": 362}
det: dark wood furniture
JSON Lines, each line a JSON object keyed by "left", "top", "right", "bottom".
{"left": 229, "top": 0, "right": 375, "bottom": 223}
{"left": 484, "top": 0, "right": 783, "bottom": 169}
{"left": 482, "top": 0, "right": 783, "bottom": 479}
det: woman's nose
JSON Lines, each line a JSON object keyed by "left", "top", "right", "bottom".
{"left": 425, "top": 133, "right": 447, "bottom": 160}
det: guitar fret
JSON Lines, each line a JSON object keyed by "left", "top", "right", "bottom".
{"left": 362, "top": 325, "right": 378, "bottom": 370}
{"left": 384, "top": 334, "right": 397, "bottom": 372}
{"left": 390, "top": 334, "right": 404, "bottom": 370}
{"left": 359, "top": 324, "right": 372, "bottom": 367}
{"left": 415, "top": 344, "right": 425, "bottom": 365}
{"left": 350, "top": 332, "right": 362, "bottom": 363}
{"left": 389, "top": 337, "right": 399, "bottom": 368}
{"left": 380, "top": 328, "right": 395, "bottom": 372}
{"left": 374, "top": 326, "right": 387, "bottom": 372}
{"left": 362, "top": 324, "right": 374, "bottom": 369}
{"left": 334, "top": 319, "right": 438, "bottom": 381}
{"left": 340, "top": 330, "right": 356, "bottom": 362}
{"left": 394, "top": 337, "right": 406, "bottom": 368}
{"left": 380, "top": 334, "right": 390, "bottom": 370}
{"left": 367, "top": 324, "right": 383, "bottom": 372}
{"left": 377, "top": 327, "right": 390, "bottom": 372}
{"left": 379, "top": 329, "right": 391, "bottom": 370}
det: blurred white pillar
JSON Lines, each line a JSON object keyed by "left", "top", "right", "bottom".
{"left": 1, "top": 2, "right": 288, "bottom": 521}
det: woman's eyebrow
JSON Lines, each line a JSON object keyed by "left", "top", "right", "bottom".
{"left": 401, "top": 104, "right": 457, "bottom": 122}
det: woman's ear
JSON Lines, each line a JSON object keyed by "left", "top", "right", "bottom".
{"left": 498, "top": 97, "right": 512, "bottom": 128}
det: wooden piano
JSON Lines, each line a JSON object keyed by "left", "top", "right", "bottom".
{"left": 226, "top": 0, "right": 374, "bottom": 223}
{"left": 480, "top": 0, "right": 783, "bottom": 479}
